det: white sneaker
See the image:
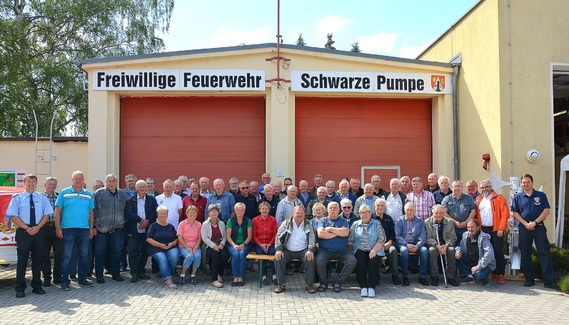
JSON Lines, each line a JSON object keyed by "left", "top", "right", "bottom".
{"left": 368, "top": 287, "right": 376, "bottom": 298}
{"left": 360, "top": 288, "right": 368, "bottom": 297}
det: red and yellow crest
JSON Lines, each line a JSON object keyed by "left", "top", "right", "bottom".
{"left": 431, "top": 75, "right": 445, "bottom": 92}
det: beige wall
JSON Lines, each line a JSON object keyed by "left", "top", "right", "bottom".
{"left": 420, "top": 0, "right": 504, "bottom": 185}
{"left": 420, "top": 0, "right": 569, "bottom": 238}
{"left": 82, "top": 47, "right": 454, "bottom": 184}
{"left": 0, "top": 140, "right": 88, "bottom": 188}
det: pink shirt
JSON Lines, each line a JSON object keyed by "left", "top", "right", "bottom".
{"left": 177, "top": 220, "right": 202, "bottom": 248}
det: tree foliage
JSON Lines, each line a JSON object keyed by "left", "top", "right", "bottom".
{"left": 350, "top": 41, "right": 361, "bottom": 53}
{"left": 0, "top": 0, "right": 174, "bottom": 137}
{"left": 296, "top": 33, "right": 306, "bottom": 46}
{"left": 324, "top": 33, "right": 336, "bottom": 50}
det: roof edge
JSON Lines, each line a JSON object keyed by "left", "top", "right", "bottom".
{"left": 76, "top": 43, "right": 451, "bottom": 70}
{"left": 0, "top": 137, "right": 88, "bottom": 142}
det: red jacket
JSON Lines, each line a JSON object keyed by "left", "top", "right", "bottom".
{"left": 476, "top": 190, "right": 510, "bottom": 231}
{"left": 252, "top": 215, "right": 277, "bottom": 246}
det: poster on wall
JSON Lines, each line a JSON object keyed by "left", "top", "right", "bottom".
{"left": 0, "top": 170, "right": 26, "bottom": 187}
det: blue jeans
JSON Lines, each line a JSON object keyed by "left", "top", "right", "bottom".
{"left": 474, "top": 265, "right": 492, "bottom": 282}
{"left": 94, "top": 227, "right": 125, "bottom": 277}
{"left": 254, "top": 245, "right": 276, "bottom": 276}
{"left": 227, "top": 245, "right": 250, "bottom": 278}
{"left": 152, "top": 248, "right": 179, "bottom": 281}
{"left": 180, "top": 247, "right": 202, "bottom": 270}
{"left": 399, "top": 245, "right": 428, "bottom": 278}
{"left": 455, "top": 228, "right": 469, "bottom": 276}
{"left": 62, "top": 228, "right": 90, "bottom": 284}
{"left": 70, "top": 238, "right": 94, "bottom": 276}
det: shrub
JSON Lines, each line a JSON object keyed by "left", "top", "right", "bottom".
{"left": 559, "top": 274, "right": 569, "bottom": 293}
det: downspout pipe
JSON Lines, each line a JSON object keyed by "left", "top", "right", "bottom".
{"left": 450, "top": 54, "right": 462, "bottom": 180}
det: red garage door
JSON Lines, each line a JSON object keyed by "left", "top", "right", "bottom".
{"left": 120, "top": 96, "right": 265, "bottom": 190}
{"left": 295, "top": 97, "right": 432, "bottom": 185}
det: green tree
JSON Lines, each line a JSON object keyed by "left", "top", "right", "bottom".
{"left": 324, "top": 33, "right": 336, "bottom": 50}
{"left": 350, "top": 41, "right": 361, "bottom": 53}
{"left": 0, "top": 0, "right": 174, "bottom": 137}
{"left": 296, "top": 33, "right": 306, "bottom": 46}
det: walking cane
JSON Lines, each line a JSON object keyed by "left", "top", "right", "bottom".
{"left": 434, "top": 223, "right": 448, "bottom": 288}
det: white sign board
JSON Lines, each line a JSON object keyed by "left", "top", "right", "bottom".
{"left": 291, "top": 71, "right": 452, "bottom": 94}
{"left": 93, "top": 69, "right": 266, "bottom": 91}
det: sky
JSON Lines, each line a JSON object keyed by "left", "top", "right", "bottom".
{"left": 157, "top": 0, "right": 480, "bottom": 59}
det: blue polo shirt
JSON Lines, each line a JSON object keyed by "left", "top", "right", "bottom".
{"left": 317, "top": 216, "right": 349, "bottom": 252}
{"left": 6, "top": 191, "right": 53, "bottom": 226}
{"left": 511, "top": 189, "right": 550, "bottom": 223}
{"left": 55, "top": 186, "right": 95, "bottom": 229}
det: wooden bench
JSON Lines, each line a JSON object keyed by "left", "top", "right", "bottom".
{"left": 246, "top": 253, "right": 274, "bottom": 287}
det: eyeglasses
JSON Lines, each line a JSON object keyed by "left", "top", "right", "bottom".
{"left": 480, "top": 186, "right": 491, "bottom": 189}
{"left": 342, "top": 206, "right": 352, "bottom": 209}
{"left": 241, "top": 187, "right": 249, "bottom": 189}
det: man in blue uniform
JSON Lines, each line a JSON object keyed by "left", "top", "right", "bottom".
{"left": 512, "top": 174, "right": 557, "bottom": 289}
{"left": 7, "top": 174, "right": 53, "bottom": 297}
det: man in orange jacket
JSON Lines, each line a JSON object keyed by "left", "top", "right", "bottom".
{"left": 476, "top": 180, "right": 510, "bottom": 284}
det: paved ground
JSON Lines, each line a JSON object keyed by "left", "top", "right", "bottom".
{"left": 1, "top": 264, "right": 567, "bottom": 325}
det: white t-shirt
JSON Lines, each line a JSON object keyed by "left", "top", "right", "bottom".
{"left": 155, "top": 193, "right": 183, "bottom": 230}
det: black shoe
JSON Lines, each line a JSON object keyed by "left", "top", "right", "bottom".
{"left": 419, "top": 278, "right": 430, "bottom": 286}
{"left": 43, "top": 279, "right": 51, "bottom": 287}
{"left": 524, "top": 280, "right": 535, "bottom": 287}
{"left": 402, "top": 277, "right": 410, "bottom": 286}
{"left": 262, "top": 276, "right": 269, "bottom": 285}
{"left": 79, "top": 279, "right": 94, "bottom": 287}
{"left": 238, "top": 281, "right": 244, "bottom": 287}
{"left": 61, "top": 283, "right": 70, "bottom": 291}
{"left": 272, "top": 277, "right": 278, "bottom": 285}
{"left": 16, "top": 291, "right": 25, "bottom": 298}
{"left": 96, "top": 277, "right": 105, "bottom": 284}
{"left": 130, "top": 275, "right": 139, "bottom": 283}
{"left": 138, "top": 273, "right": 150, "bottom": 280}
{"left": 190, "top": 275, "right": 197, "bottom": 285}
{"left": 70, "top": 275, "right": 77, "bottom": 281}
{"left": 112, "top": 274, "right": 124, "bottom": 281}
{"left": 448, "top": 278, "right": 460, "bottom": 286}
{"left": 392, "top": 275, "right": 402, "bottom": 285}
{"left": 231, "top": 281, "right": 239, "bottom": 287}
{"left": 431, "top": 277, "right": 439, "bottom": 286}
{"left": 32, "top": 288, "right": 46, "bottom": 295}
{"left": 544, "top": 283, "right": 559, "bottom": 290}
{"left": 317, "top": 284, "right": 328, "bottom": 292}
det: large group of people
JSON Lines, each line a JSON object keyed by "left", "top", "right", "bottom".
{"left": 6, "top": 170, "right": 559, "bottom": 298}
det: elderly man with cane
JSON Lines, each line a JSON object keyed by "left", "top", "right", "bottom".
{"left": 425, "top": 205, "right": 460, "bottom": 286}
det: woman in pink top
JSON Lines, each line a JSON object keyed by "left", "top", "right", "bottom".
{"left": 177, "top": 205, "right": 202, "bottom": 284}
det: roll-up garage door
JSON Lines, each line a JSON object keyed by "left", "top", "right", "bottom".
{"left": 120, "top": 96, "right": 265, "bottom": 190}
{"left": 295, "top": 97, "right": 432, "bottom": 184}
